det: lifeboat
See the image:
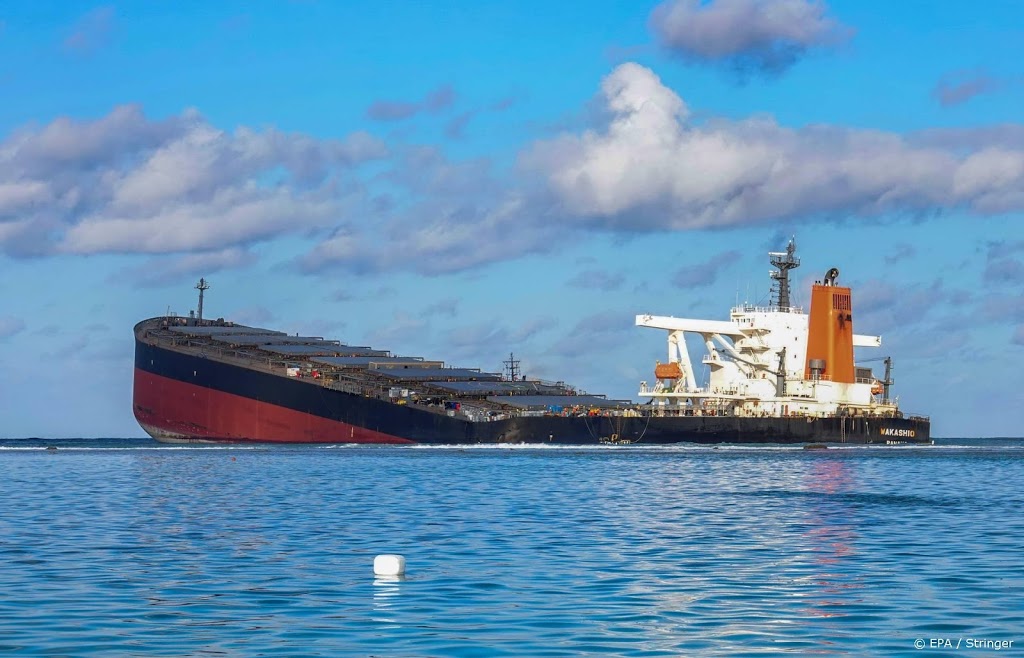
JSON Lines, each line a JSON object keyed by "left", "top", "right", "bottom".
{"left": 655, "top": 362, "right": 683, "bottom": 380}
{"left": 871, "top": 380, "right": 884, "bottom": 395}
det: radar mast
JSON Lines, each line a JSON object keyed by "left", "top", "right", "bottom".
{"left": 769, "top": 238, "right": 800, "bottom": 310}
{"left": 195, "top": 278, "right": 210, "bottom": 323}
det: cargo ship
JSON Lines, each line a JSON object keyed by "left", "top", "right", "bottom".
{"left": 133, "top": 241, "right": 931, "bottom": 445}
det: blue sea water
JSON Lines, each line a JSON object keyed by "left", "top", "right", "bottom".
{"left": 1, "top": 438, "right": 1022, "bottom": 656}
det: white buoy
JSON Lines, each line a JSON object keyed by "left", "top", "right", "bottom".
{"left": 374, "top": 554, "right": 406, "bottom": 576}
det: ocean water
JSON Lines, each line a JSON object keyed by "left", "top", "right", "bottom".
{"left": 1, "top": 439, "right": 1022, "bottom": 656}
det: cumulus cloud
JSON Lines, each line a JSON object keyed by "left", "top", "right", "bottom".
{"left": 7, "top": 63, "right": 1024, "bottom": 280}
{"left": 523, "top": 63, "right": 1024, "bottom": 231}
{"left": 932, "top": 70, "right": 1000, "bottom": 107}
{"left": 366, "top": 85, "right": 456, "bottom": 121}
{"left": 297, "top": 63, "right": 1024, "bottom": 277}
{"left": 0, "top": 104, "right": 387, "bottom": 257}
{"left": 912, "top": 124, "right": 1024, "bottom": 152}
{"left": 648, "top": 0, "right": 849, "bottom": 73}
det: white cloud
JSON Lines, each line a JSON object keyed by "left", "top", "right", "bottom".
{"left": 648, "top": 0, "right": 848, "bottom": 73}
{"left": 5, "top": 65, "right": 1024, "bottom": 279}
{"left": 0, "top": 105, "right": 387, "bottom": 257}
{"left": 62, "top": 184, "right": 338, "bottom": 254}
{"left": 4, "top": 104, "right": 180, "bottom": 173}
{"left": 523, "top": 63, "right": 1024, "bottom": 230}
{"left": 0, "top": 180, "right": 50, "bottom": 217}
{"left": 952, "top": 148, "right": 1024, "bottom": 213}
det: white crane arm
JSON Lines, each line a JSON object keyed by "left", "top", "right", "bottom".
{"left": 636, "top": 314, "right": 744, "bottom": 337}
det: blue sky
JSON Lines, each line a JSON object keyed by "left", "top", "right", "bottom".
{"left": 1, "top": 0, "right": 1022, "bottom": 438}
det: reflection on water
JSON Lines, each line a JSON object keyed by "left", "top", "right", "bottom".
{"left": 0, "top": 444, "right": 1022, "bottom": 656}
{"left": 802, "top": 458, "right": 861, "bottom": 621}
{"left": 372, "top": 575, "right": 405, "bottom": 624}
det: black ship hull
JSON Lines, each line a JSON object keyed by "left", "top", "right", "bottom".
{"left": 134, "top": 336, "right": 931, "bottom": 446}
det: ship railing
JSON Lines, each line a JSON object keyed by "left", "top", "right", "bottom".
{"left": 731, "top": 305, "right": 804, "bottom": 315}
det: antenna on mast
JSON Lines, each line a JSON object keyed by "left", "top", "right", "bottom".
{"left": 769, "top": 237, "right": 800, "bottom": 311}
{"left": 195, "top": 278, "right": 210, "bottom": 323}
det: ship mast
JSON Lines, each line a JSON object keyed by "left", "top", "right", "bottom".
{"left": 503, "top": 352, "right": 521, "bottom": 382}
{"left": 195, "top": 278, "right": 210, "bottom": 323}
{"left": 769, "top": 238, "right": 800, "bottom": 311}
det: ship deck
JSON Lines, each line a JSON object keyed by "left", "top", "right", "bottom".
{"left": 135, "top": 317, "right": 635, "bottom": 422}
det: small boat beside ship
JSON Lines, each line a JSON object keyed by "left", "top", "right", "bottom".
{"left": 132, "top": 240, "right": 931, "bottom": 445}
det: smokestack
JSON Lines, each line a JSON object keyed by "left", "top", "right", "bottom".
{"left": 804, "top": 272, "right": 855, "bottom": 383}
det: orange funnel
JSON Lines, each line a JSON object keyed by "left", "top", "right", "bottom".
{"left": 804, "top": 282, "right": 855, "bottom": 383}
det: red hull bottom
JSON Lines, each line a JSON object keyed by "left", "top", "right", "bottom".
{"left": 133, "top": 368, "right": 414, "bottom": 444}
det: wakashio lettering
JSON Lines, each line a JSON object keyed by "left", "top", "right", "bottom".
{"left": 880, "top": 428, "right": 916, "bottom": 438}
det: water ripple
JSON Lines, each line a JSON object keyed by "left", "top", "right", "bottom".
{"left": 0, "top": 443, "right": 1021, "bottom": 655}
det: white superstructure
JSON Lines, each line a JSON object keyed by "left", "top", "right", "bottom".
{"left": 636, "top": 240, "right": 897, "bottom": 419}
